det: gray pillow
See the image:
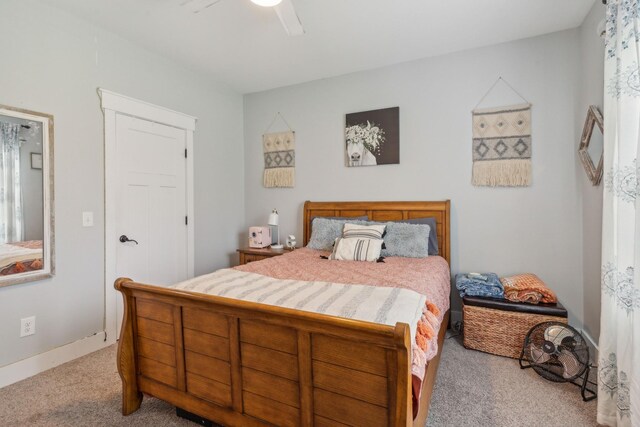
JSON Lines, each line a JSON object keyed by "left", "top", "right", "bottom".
{"left": 307, "top": 216, "right": 368, "bottom": 250}
{"left": 379, "top": 222, "right": 430, "bottom": 258}
{"left": 392, "top": 217, "right": 439, "bottom": 255}
{"left": 345, "top": 220, "right": 431, "bottom": 258}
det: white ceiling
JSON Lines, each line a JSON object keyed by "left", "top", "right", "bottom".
{"left": 38, "top": 0, "right": 596, "bottom": 94}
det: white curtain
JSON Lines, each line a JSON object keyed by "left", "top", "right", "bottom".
{"left": 0, "top": 121, "right": 24, "bottom": 244}
{"left": 598, "top": 1, "right": 640, "bottom": 426}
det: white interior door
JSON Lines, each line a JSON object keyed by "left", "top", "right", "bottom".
{"left": 115, "top": 114, "right": 189, "bottom": 333}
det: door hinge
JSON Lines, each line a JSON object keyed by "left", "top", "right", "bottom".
{"left": 184, "top": 148, "right": 187, "bottom": 158}
{"left": 185, "top": 216, "right": 188, "bottom": 225}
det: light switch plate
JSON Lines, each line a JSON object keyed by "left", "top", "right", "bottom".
{"left": 82, "top": 211, "right": 94, "bottom": 227}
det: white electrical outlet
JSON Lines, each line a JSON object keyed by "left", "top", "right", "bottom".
{"left": 20, "top": 316, "right": 36, "bottom": 337}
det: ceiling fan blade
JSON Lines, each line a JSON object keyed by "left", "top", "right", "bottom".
{"left": 181, "top": 0, "right": 224, "bottom": 14}
{"left": 274, "top": 0, "right": 305, "bottom": 36}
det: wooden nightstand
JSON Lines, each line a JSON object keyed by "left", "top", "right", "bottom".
{"left": 237, "top": 247, "right": 294, "bottom": 265}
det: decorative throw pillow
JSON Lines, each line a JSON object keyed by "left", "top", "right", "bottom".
{"left": 328, "top": 237, "right": 383, "bottom": 262}
{"left": 380, "top": 222, "right": 430, "bottom": 258}
{"left": 307, "top": 217, "right": 368, "bottom": 250}
{"left": 342, "top": 223, "right": 386, "bottom": 240}
{"left": 391, "top": 218, "right": 439, "bottom": 255}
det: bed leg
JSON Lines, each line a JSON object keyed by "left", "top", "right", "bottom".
{"left": 121, "top": 377, "right": 143, "bottom": 415}
{"left": 119, "top": 339, "right": 143, "bottom": 416}
{"left": 115, "top": 279, "right": 143, "bottom": 415}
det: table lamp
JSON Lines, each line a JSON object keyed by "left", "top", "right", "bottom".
{"left": 268, "top": 209, "right": 283, "bottom": 249}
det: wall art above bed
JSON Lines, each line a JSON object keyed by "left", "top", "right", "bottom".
{"left": 345, "top": 106, "right": 399, "bottom": 167}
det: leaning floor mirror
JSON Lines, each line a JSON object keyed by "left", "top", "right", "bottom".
{"left": 0, "top": 105, "right": 54, "bottom": 286}
{"left": 578, "top": 105, "right": 604, "bottom": 186}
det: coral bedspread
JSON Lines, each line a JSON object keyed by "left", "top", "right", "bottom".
{"left": 0, "top": 240, "right": 44, "bottom": 275}
{"left": 235, "top": 247, "right": 451, "bottom": 408}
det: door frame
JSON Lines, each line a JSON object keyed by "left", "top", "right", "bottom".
{"left": 99, "top": 89, "right": 196, "bottom": 343}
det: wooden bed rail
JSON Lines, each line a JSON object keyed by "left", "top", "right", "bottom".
{"left": 115, "top": 278, "right": 413, "bottom": 427}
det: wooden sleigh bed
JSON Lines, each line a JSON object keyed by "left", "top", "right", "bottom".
{"left": 115, "top": 200, "right": 451, "bottom": 427}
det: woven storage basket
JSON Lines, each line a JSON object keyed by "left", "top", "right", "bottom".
{"left": 463, "top": 304, "right": 567, "bottom": 358}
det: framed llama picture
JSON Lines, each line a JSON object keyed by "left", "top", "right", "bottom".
{"left": 345, "top": 106, "right": 399, "bottom": 167}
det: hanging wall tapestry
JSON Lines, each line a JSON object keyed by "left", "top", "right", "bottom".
{"left": 263, "top": 130, "right": 295, "bottom": 188}
{"left": 472, "top": 103, "right": 532, "bottom": 186}
{"left": 345, "top": 107, "right": 399, "bottom": 167}
{"left": 472, "top": 77, "right": 532, "bottom": 187}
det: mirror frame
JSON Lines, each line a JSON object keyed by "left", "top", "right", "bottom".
{"left": 578, "top": 105, "right": 604, "bottom": 186}
{"left": 0, "top": 104, "right": 55, "bottom": 287}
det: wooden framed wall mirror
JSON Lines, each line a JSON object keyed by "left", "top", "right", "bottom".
{"left": 0, "top": 105, "right": 54, "bottom": 287}
{"left": 578, "top": 105, "right": 604, "bottom": 186}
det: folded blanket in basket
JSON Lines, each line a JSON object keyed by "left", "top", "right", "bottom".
{"left": 455, "top": 273, "right": 504, "bottom": 298}
{"left": 500, "top": 273, "right": 557, "bottom": 304}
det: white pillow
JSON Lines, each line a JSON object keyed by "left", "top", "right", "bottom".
{"left": 341, "top": 223, "right": 386, "bottom": 240}
{"left": 328, "top": 237, "right": 383, "bottom": 262}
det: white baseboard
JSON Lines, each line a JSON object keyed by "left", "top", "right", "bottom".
{"left": 581, "top": 329, "right": 599, "bottom": 364}
{"left": 0, "top": 331, "right": 114, "bottom": 388}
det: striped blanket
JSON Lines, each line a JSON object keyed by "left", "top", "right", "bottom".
{"left": 172, "top": 268, "right": 427, "bottom": 344}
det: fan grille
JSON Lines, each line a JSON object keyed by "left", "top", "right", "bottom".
{"left": 522, "top": 321, "right": 589, "bottom": 382}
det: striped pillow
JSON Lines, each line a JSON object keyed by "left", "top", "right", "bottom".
{"left": 328, "top": 237, "right": 383, "bottom": 262}
{"left": 342, "top": 223, "right": 386, "bottom": 240}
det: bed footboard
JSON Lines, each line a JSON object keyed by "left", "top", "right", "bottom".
{"left": 115, "top": 278, "right": 413, "bottom": 427}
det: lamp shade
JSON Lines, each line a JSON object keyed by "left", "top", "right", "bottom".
{"left": 268, "top": 209, "right": 279, "bottom": 226}
{"left": 251, "top": 0, "right": 282, "bottom": 7}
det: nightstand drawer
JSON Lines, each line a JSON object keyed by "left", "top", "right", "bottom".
{"left": 243, "top": 254, "right": 267, "bottom": 264}
{"left": 237, "top": 247, "right": 294, "bottom": 266}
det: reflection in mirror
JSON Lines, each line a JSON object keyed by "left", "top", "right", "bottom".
{"left": 587, "top": 123, "right": 603, "bottom": 166}
{"left": 578, "top": 105, "right": 604, "bottom": 186}
{"left": 0, "top": 105, "right": 53, "bottom": 286}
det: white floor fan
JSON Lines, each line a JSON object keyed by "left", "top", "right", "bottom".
{"left": 181, "top": 0, "right": 304, "bottom": 36}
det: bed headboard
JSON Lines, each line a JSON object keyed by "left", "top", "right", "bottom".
{"left": 303, "top": 200, "right": 451, "bottom": 265}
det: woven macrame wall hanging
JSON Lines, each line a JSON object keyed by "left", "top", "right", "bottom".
{"left": 262, "top": 113, "right": 295, "bottom": 188}
{"left": 472, "top": 78, "right": 532, "bottom": 187}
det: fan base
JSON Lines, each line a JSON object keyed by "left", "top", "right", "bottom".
{"left": 519, "top": 356, "right": 597, "bottom": 401}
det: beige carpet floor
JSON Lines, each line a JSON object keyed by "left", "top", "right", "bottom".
{"left": 0, "top": 335, "right": 598, "bottom": 426}
{"left": 426, "top": 335, "right": 598, "bottom": 426}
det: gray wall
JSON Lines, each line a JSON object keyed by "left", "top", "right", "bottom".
{"left": 0, "top": 0, "right": 244, "bottom": 367}
{"left": 243, "top": 29, "right": 586, "bottom": 326}
{"left": 577, "top": 2, "right": 605, "bottom": 345}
